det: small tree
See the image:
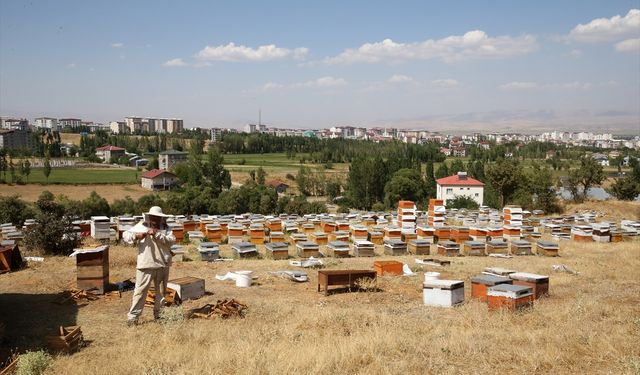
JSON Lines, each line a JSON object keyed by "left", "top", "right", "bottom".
{"left": 24, "top": 194, "right": 80, "bottom": 255}
{"left": 608, "top": 176, "right": 639, "bottom": 201}
{"left": 43, "top": 157, "right": 52, "bottom": 183}
{"left": 486, "top": 159, "right": 522, "bottom": 207}
{"left": 256, "top": 167, "right": 266, "bottom": 185}
{"left": 21, "top": 159, "right": 31, "bottom": 182}
{"left": 568, "top": 157, "right": 605, "bottom": 202}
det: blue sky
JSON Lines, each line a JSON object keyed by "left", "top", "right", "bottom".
{"left": 1, "top": 1, "right": 639, "bottom": 133}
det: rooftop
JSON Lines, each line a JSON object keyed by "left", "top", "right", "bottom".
{"left": 141, "top": 169, "right": 176, "bottom": 179}
{"left": 436, "top": 172, "right": 484, "bottom": 187}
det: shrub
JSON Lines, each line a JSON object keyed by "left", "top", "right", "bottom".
{"left": 16, "top": 350, "right": 52, "bottom": 375}
{"left": 371, "top": 202, "right": 386, "bottom": 212}
{"left": 24, "top": 195, "right": 80, "bottom": 255}
{"left": 445, "top": 196, "right": 480, "bottom": 210}
{"left": 0, "top": 195, "right": 35, "bottom": 226}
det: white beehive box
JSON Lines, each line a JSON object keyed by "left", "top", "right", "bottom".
{"left": 423, "top": 279, "right": 465, "bottom": 307}
{"left": 167, "top": 276, "right": 205, "bottom": 301}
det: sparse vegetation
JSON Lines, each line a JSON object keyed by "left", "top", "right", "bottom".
{"left": 16, "top": 350, "right": 51, "bottom": 375}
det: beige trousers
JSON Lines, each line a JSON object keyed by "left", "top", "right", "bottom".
{"left": 127, "top": 267, "right": 170, "bottom": 321}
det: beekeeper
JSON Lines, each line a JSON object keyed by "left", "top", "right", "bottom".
{"left": 122, "top": 206, "right": 175, "bottom": 326}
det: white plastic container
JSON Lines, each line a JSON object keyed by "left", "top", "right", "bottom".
{"left": 423, "top": 279, "right": 465, "bottom": 307}
{"left": 424, "top": 272, "right": 441, "bottom": 282}
{"left": 235, "top": 270, "right": 253, "bottom": 288}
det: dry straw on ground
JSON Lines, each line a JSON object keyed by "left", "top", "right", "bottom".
{"left": 1, "top": 206, "right": 639, "bottom": 374}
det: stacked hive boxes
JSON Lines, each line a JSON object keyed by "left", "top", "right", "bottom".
{"left": 265, "top": 242, "right": 289, "bottom": 260}
{"left": 502, "top": 225, "right": 522, "bottom": 241}
{"left": 249, "top": 223, "right": 265, "bottom": 245}
{"left": 427, "top": 199, "right": 446, "bottom": 227}
{"left": 592, "top": 223, "right": 611, "bottom": 243}
{"left": 169, "top": 222, "right": 184, "bottom": 243}
{"left": 383, "top": 239, "right": 407, "bottom": 256}
{"left": 571, "top": 225, "right": 593, "bottom": 242}
{"left": 383, "top": 226, "right": 402, "bottom": 242}
{"left": 368, "top": 230, "right": 384, "bottom": 245}
{"left": 536, "top": 240, "right": 559, "bottom": 256}
{"left": 397, "top": 201, "right": 417, "bottom": 237}
{"left": 232, "top": 242, "right": 257, "bottom": 258}
{"left": 269, "top": 231, "right": 285, "bottom": 243}
{"left": 510, "top": 240, "right": 533, "bottom": 255}
{"left": 463, "top": 241, "right": 486, "bottom": 256}
{"left": 329, "top": 230, "right": 349, "bottom": 242}
{"left": 437, "top": 240, "right": 460, "bottom": 256}
{"left": 310, "top": 231, "right": 328, "bottom": 245}
{"left": 416, "top": 226, "right": 435, "bottom": 243}
{"left": 469, "top": 227, "right": 487, "bottom": 242}
{"left": 326, "top": 241, "right": 350, "bottom": 257}
{"left": 408, "top": 239, "right": 431, "bottom": 255}
{"left": 503, "top": 206, "right": 523, "bottom": 226}
{"left": 267, "top": 218, "right": 282, "bottom": 232}
{"left": 90, "top": 216, "right": 111, "bottom": 241}
{"left": 486, "top": 239, "right": 509, "bottom": 255}
{"left": 350, "top": 224, "right": 369, "bottom": 241}
{"left": 205, "top": 223, "right": 222, "bottom": 243}
{"left": 352, "top": 240, "right": 375, "bottom": 257}
{"left": 450, "top": 227, "right": 470, "bottom": 244}
{"left": 227, "top": 223, "right": 244, "bottom": 244}
{"left": 198, "top": 242, "right": 219, "bottom": 261}
{"left": 296, "top": 241, "right": 320, "bottom": 257}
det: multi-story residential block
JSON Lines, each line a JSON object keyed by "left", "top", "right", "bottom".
{"left": 0, "top": 129, "right": 34, "bottom": 150}
{"left": 0, "top": 118, "right": 29, "bottom": 131}
{"left": 124, "top": 117, "right": 183, "bottom": 134}
{"left": 159, "top": 149, "right": 188, "bottom": 170}
{"left": 59, "top": 118, "right": 82, "bottom": 129}
{"left": 210, "top": 128, "right": 222, "bottom": 142}
{"left": 109, "top": 121, "right": 128, "bottom": 134}
{"left": 34, "top": 117, "right": 59, "bottom": 131}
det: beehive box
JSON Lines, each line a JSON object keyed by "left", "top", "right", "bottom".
{"left": 368, "top": 231, "right": 384, "bottom": 245}
{"left": 205, "top": 223, "right": 222, "bottom": 243}
{"left": 384, "top": 239, "right": 407, "bottom": 256}
{"left": 374, "top": 260, "right": 403, "bottom": 276}
{"left": 484, "top": 267, "right": 517, "bottom": 277}
{"left": 296, "top": 241, "right": 320, "bottom": 257}
{"left": 463, "top": 240, "right": 486, "bottom": 256}
{"left": 321, "top": 221, "right": 336, "bottom": 233}
{"left": 198, "top": 242, "right": 220, "bottom": 261}
{"left": 352, "top": 240, "right": 375, "bottom": 257}
{"left": 232, "top": 242, "right": 258, "bottom": 258}
{"left": 167, "top": 276, "right": 205, "bottom": 301}
{"left": 75, "top": 245, "right": 109, "bottom": 294}
{"left": 486, "top": 239, "right": 509, "bottom": 255}
{"left": 487, "top": 284, "right": 534, "bottom": 312}
{"left": 434, "top": 227, "right": 451, "bottom": 241}
{"left": 269, "top": 231, "right": 286, "bottom": 242}
{"left": 437, "top": 240, "right": 460, "bottom": 257}
{"left": 509, "top": 272, "right": 549, "bottom": 299}
{"left": 510, "top": 240, "right": 533, "bottom": 255}
{"left": 90, "top": 216, "right": 111, "bottom": 240}
{"left": 329, "top": 230, "right": 350, "bottom": 242}
{"left": 536, "top": 240, "right": 559, "bottom": 256}
{"left": 310, "top": 232, "right": 328, "bottom": 245}
{"left": 423, "top": 279, "right": 464, "bottom": 307}
{"left": 265, "top": 242, "right": 289, "bottom": 260}
{"left": 289, "top": 233, "right": 308, "bottom": 244}
{"left": 326, "top": 240, "right": 350, "bottom": 258}
{"left": 471, "top": 274, "right": 513, "bottom": 302}
{"left": 408, "top": 239, "right": 431, "bottom": 255}
{"left": 350, "top": 225, "right": 369, "bottom": 241}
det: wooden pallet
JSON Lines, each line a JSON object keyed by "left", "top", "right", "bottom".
{"left": 189, "top": 299, "right": 248, "bottom": 319}
{"left": 145, "top": 287, "right": 179, "bottom": 307}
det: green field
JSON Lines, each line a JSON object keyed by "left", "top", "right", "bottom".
{"left": 25, "top": 168, "right": 140, "bottom": 184}
{"left": 222, "top": 153, "right": 348, "bottom": 174}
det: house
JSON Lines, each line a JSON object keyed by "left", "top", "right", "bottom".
{"left": 266, "top": 180, "right": 289, "bottom": 194}
{"left": 436, "top": 172, "right": 485, "bottom": 206}
{"left": 591, "top": 153, "right": 609, "bottom": 167}
{"left": 159, "top": 150, "right": 188, "bottom": 170}
{"left": 95, "top": 145, "right": 126, "bottom": 163}
{"left": 141, "top": 169, "right": 179, "bottom": 191}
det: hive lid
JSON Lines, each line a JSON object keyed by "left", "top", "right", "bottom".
{"left": 438, "top": 241, "right": 459, "bottom": 248}
{"left": 484, "top": 267, "right": 516, "bottom": 276}
{"left": 471, "top": 274, "right": 512, "bottom": 285}
{"left": 464, "top": 241, "right": 485, "bottom": 246}
{"left": 266, "top": 242, "right": 289, "bottom": 249}
{"left": 410, "top": 239, "right": 430, "bottom": 245}
{"left": 487, "top": 284, "right": 533, "bottom": 297}
{"left": 511, "top": 240, "right": 531, "bottom": 246}
{"left": 487, "top": 239, "right": 508, "bottom": 246}
{"left": 423, "top": 279, "right": 464, "bottom": 289}
{"left": 537, "top": 240, "right": 559, "bottom": 248}
{"left": 328, "top": 240, "right": 349, "bottom": 248}
{"left": 509, "top": 272, "right": 549, "bottom": 282}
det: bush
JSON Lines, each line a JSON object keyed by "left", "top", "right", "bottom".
{"left": 24, "top": 195, "right": 80, "bottom": 255}
{"left": 337, "top": 205, "right": 350, "bottom": 214}
{"left": 16, "top": 350, "right": 52, "bottom": 375}
{"left": 445, "top": 196, "right": 480, "bottom": 210}
{"left": 0, "top": 195, "right": 35, "bottom": 226}
{"left": 371, "top": 202, "right": 386, "bottom": 212}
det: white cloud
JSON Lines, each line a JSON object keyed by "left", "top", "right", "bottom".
{"left": 260, "top": 76, "right": 347, "bottom": 91}
{"left": 163, "top": 58, "right": 187, "bottom": 67}
{"left": 499, "top": 81, "right": 594, "bottom": 91}
{"left": 324, "top": 30, "right": 537, "bottom": 64}
{"left": 568, "top": 49, "right": 583, "bottom": 58}
{"left": 195, "top": 42, "right": 309, "bottom": 62}
{"left": 66, "top": 62, "right": 76, "bottom": 69}
{"left": 569, "top": 9, "right": 640, "bottom": 42}
{"left": 432, "top": 78, "right": 460, "bottom": 88}
{"left": 111, "top": 42, "right": 124, "bottom": 48}
{"left": 615, "top": 38, "right": 640, "bottom": 52}
{"left": 387, "top": 74, "right": 413, "bottom": 83}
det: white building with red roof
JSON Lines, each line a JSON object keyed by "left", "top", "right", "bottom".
{"left": 141, "top": 169, "right": 178, "bottom": 191}
{"left": 95, "top": 145, "right": 125, "bottom": 163}
{"left": 436, "top": 171, "right": 484, "bottom": 206}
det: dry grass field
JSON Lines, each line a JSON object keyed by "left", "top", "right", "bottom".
{"left": 1, "top": 231, "right": 639, "bottom": 374}
{"left": 0, "top": 184, "right": 156, "bottom": 203}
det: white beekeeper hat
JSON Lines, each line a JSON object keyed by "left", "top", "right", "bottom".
{"left": 144, "top": 206, "right": 169, "bottom": 218}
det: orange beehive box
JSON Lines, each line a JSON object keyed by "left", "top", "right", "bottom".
{"left": 182, "top": 221, "right": 197, "bottom": 232}
{"left": 302, "top": 223, "right": 315, "bottom": 234}
{"left": 218, "top": 221, "right": 229, "bottom": 235}
{"left": 417, "top": 226, "right": 435, "bottom": 237}
{"left": 470, "top": 274, "right": 512, "bottom": 302}
{"left": 434, "top": 227, "right": 451, "bottom": 239}
{"left": 487, "top": 284, "right": 534, "bottom": 312}
{"left": 269, "top": 231, "right": 286, "bottom": 242}
{"left": 503, "top": 226, "right": 521, "bottom": 236}
{"left": 337, "top": 222, "right": 350, "bottom": 232}
{"left": 227, "top": 224, "right": 244, "bottom": 237}
{"left": 171, "top": 226, "right": 184, "bottom": 242}
{"left": 384, "top": 227, "right": 402, "bottom": 239}
{"left": 398, "top": 200, "right": 416, "bottom": 209}
{"left": 329, "top": 231, "right": 350, "bottom": 242}
{"left": 322, "top": 221, "right": 336, "bottom": 233}
{"left": 374, "top": 260, "right": 403, "bottom": 276}
{"left": 428, "top": 199, "right": 444, "bottom": 206}
{"left": 310, "top": 232, "right": 328, "bottom": 245}
{"left": 249, "top": 225, "right": 265, "bottom": 239}
{"left": 401, "top": 232, "right": 417, "bottom": 242}
{"left": 487, "top": 227, "right": 503, "bottom": 237}
{"left": 369, "top": 231, "right": 383, "bottom": 245}
{"left": 268, "top": 219, "right": 282, "bottom": 232}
